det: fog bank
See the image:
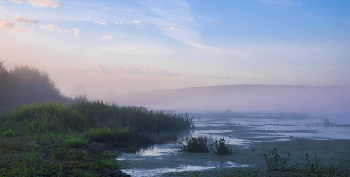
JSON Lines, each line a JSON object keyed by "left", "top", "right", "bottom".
{"left": 113, "top": 85, "right": 350, "bottom": 114}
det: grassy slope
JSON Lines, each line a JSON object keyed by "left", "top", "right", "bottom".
{"left": 0, "top": 101, "right": 193, "bottom": 176}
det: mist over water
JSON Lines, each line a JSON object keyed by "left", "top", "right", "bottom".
{"left": 110, "top": 85, "right": 350, "bottom": 116}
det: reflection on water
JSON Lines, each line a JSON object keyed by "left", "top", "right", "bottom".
{"left": 122, "top": 162, "right": 249, "bottom": 177}
{"left": 118, "top": 113, "right": 350, "bottom": 176}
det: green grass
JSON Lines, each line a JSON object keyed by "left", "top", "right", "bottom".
{"left": 9, "top": 102, "right": 86, "bottom": 133}
{"left": 85, "top": 127, "right": 135, "bottom": 143}
{"left": 0, "top": 135, "right": 120, "bottom": 176}
{"left": 0, "top": 99, "right": 193, "bottom": 176}
{"left": 3, "top": 129, "right": 15, "bottom": 138}
{"left": 65, "top": 137, "right": 88, "bottom": 148}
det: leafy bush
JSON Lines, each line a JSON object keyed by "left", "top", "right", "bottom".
{"left": 65, "top": 137, "right": 88, "bottom": 148}
{"left": 9, "top": 102, "right": 86, "bottom": 133}
{"left": 212, "top": 137, "right": 233, "bottom": 155}
{"left": 179, "top": 135, "right": 212, "bottom": 153}
{"left": 3, "top": 129, "right": 15, "bottom": 137}
{"left": 264, "top": 148, "right": 291, "bottom": 171}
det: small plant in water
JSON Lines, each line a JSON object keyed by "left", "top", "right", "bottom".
{"left": 305, "top": 153, "right": 329, "bottom": 173}
{"left": 263, "top": 148, "right": 291, "bottom": 171}
{"left": 179, "top": 136, "right": 232, "bottom": 155}
{"left": 179, "top": 135, "right": 211, "bottom": 153}
{"left": 323, "top": 117, "right": 330, "bottom": 126}
{"left": 211, "top": 137, "right": 233, "bottom": 155}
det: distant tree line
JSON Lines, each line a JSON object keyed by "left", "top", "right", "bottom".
{"left": 0, "top": 60, "right": 79, "bottom": 110}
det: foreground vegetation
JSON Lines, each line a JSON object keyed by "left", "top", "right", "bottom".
{"left": 0, "top": 100, "right": 193, "bottom": 176}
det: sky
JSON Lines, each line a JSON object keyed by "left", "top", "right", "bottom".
{"left": 0, "top": 0, "right": 350, "bottom": 100}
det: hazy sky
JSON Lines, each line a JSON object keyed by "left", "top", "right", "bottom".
{"left": 1, "top": 0, "right": 349, "bottom": 99}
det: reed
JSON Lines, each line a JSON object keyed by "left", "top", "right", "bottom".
{"left": 70, "top": 100, "right": 193, "bottom": 132}
{"left": 9, "top": 102, "right": 86, "bottom": 133}
{"left": 179, "top": 135, "right": 212, "bottom": 153}
{"left": 65, "top": 137, "right": 88, "bottom": 148}
{"left": 85, "top": 127, "right": 135, "bottom": 143}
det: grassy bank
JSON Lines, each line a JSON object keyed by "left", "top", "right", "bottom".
{"left": 0, "top": 101, "right": 193, "bottom": 176}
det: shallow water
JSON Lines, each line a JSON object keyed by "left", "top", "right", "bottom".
{"left": 118, "top": 113, "right": 350, "bottom": 176}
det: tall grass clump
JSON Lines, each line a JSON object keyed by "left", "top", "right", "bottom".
{"left": 9, "top": 102, "right": 86, "bottom": 133}
{"left": 85, "top": 127, "right": 135, "bottom": 143}
{"left": 70, "top": 100, "right": 193, "bottom": 132}
{"left": 179, "top": 135, "right": 211, "bottom": 153}
{"left": 3, "top": 129, "right": 15, "bottom": 138}
{"left": 65, "top": 137, "right": 88, "bottom": 148}
{"left": 264, "top": 148, "right": 291, "bottom": 171}
{"left": 179, "top": 136, "right": 233, "bottom": 154}
{"left": 212, "top": 137, "right": 233, "bottom": 155}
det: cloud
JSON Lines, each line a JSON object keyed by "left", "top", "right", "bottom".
{"left": 128, "top": 68, "right": 142, "bottom": 75}
{"left": 73, "top": 28, "right": 80, "bottom": 37}
{"left": 186, "top": 42, "right": 245, "bottom": 56}
{"left": 11, "top": 14, "right": 38, "bottom": 24}
{"left": 70, "top": 65, "right": 113, "bottom": 74}
{"left": 40, "top": 24, "right": 61, "bottom": 31}
{"left": 256, "top": 0, "right": 300, "bottom": 6}
{"left": 143, "top": 1, "right": 238, "bottom": 53}
{"left": 29, "top": 0, "right": 63, "bottom": 8}
{"left": 128, "top": 20, "right": 140, "bottom": 25}
{"left": 95, "top": 65, "right": 113, "bottom": 74}
{"left": 115, "top": 22, "right": 122, "bottom": 24}
{"left": 12, "top": 27, "right": 34, "bottom": 33}
{"left": 0, "top": 19, "right": 14, "bottom": 29}
{"left": 95, "top": 21, "right": 107, "bottom": 25}
{"left": 167, "top": 27, "right": 182, "bottom": 31}
{"left": 194, "top": 74, "right": 234, "bottom": 80}
{"left": 0, "top": 5, "right": 2, "bottom": 10}
{"left": 68, "top": 65, "right": 233, "bottom": 79}
{"left": 99, "top": 43, "right": 174, "bottom": 56}
{"left": 10, "top": 0, "right": 63, "bottom": 8}
{"left": 10, "top": 0, "right": 26, "bottom": 3}
{"left": 64, "top": 29, "right": 70, "bottom": 32}
{"left": 4, "top": 12, "right": 10, "bottom": 17}
{"left": 102, "top": 35, "right": 113, "bottom": 40}
{"left": 145, "top": 68, "right": 233, "bottom": 79}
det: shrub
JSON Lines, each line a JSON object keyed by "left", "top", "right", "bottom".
{"left": 264, "top": 148, "right": 291, "bottom": 171}
{"left": 179, "top": 135, "right": 212, "bottom": 153}
{"left": 65, "top": 137, "right": 88, "bottom": 148}
{"left": 9, "top": 102, "right": 86, "bottom": 133}
{"left": 212, "top": 137, "right": 232, "bottom": 155}
{"left": 3, "top": 129, "right": 15, "bottom": 137}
